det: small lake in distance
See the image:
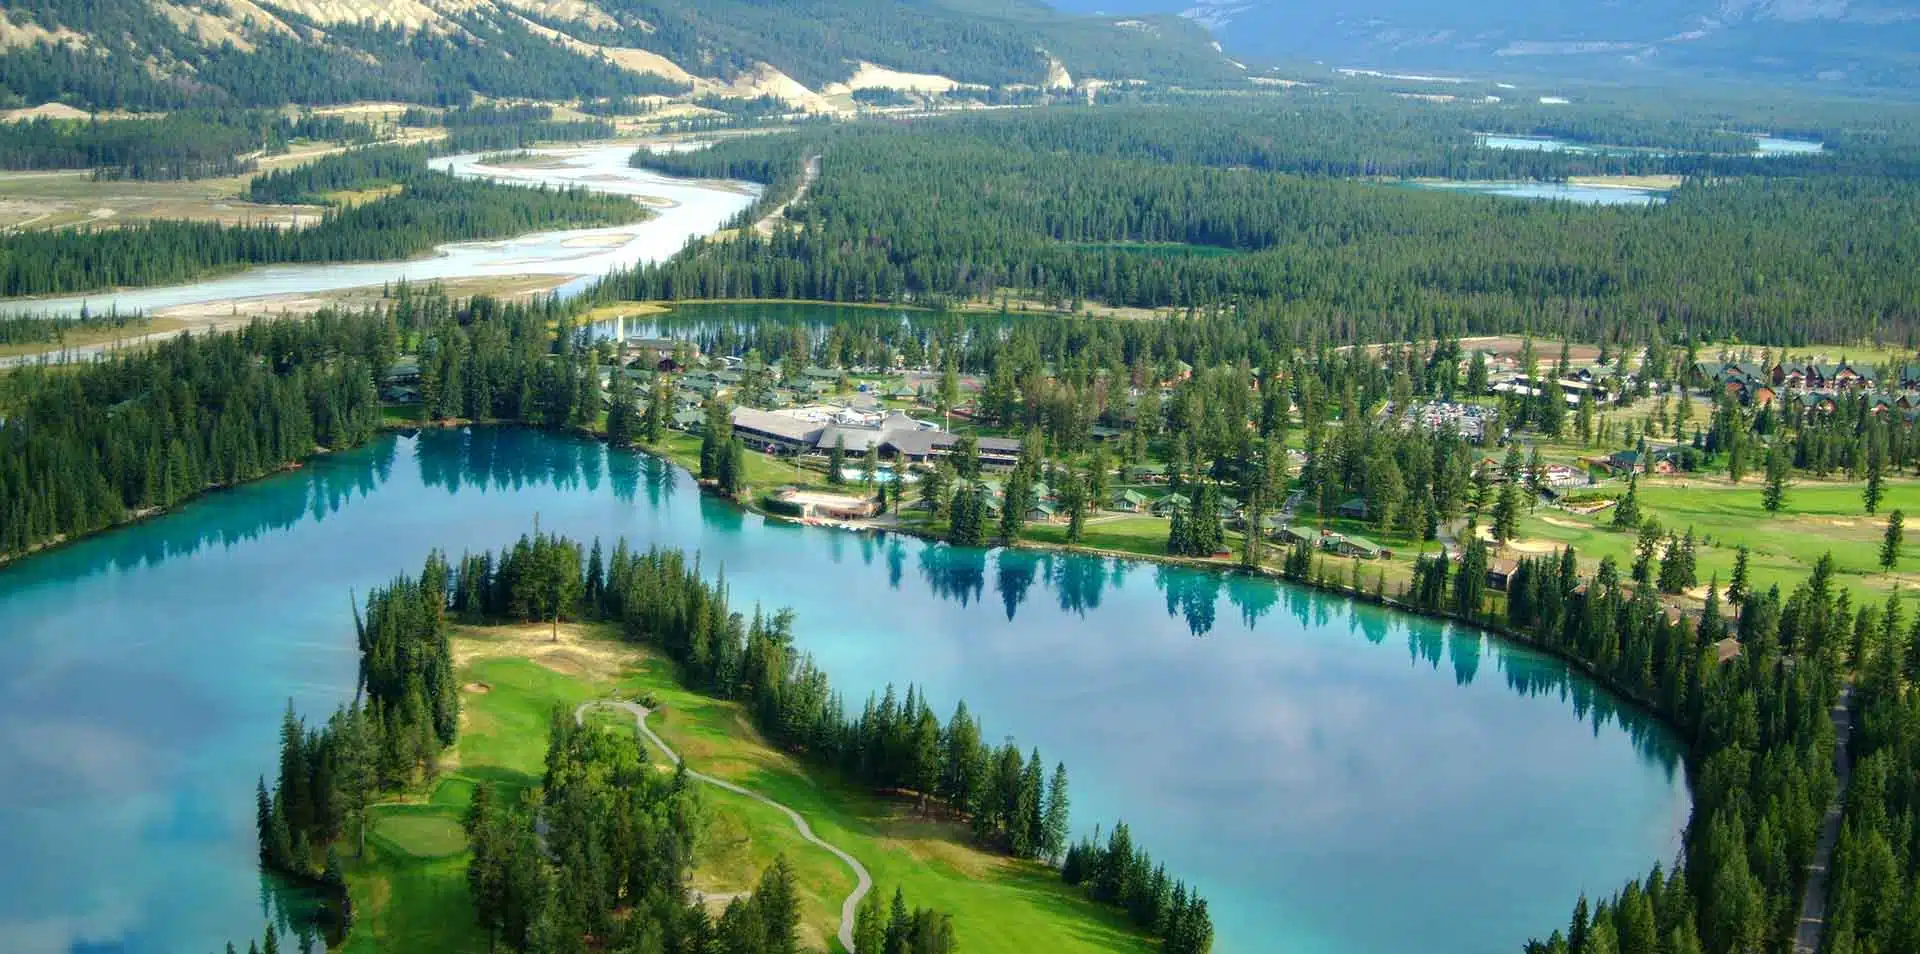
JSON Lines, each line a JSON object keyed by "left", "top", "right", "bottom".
{"left": 1399, "top": 180, "right": 1667, "bottom": 205}
{"left": 1477, "top": 132, "right": 1826, "bottom": 157}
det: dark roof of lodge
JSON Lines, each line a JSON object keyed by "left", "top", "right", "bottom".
{"left": 936, "top": 434, "right": 1022, "bottom": 454}
{"left": 731, "top": 407, "right": 822, "bottom": 443}
{"left": 887, "top": 429, "right": 941, "bottom": 457}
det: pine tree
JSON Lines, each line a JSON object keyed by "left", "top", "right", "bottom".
{"left": 1000, "top": 463, "right": 1031, "bottom": 542}
{"left": 886, "top": 888, "right": 911, "bottom": 954}
{"left": 1865, "top": 448, "right": 1886, "bottom": 513}
{"left": 755, "top": 855, "right": 800, "bottom": 954}
{"left": 1062, "top": 472, "right": 1087, "bottom": 544}
{"left": 643, "top": 378, "right": 670, "bottom": 444}
{"left": 1613, "top": 474, "right": 1641, "bottom": 530}
{"left": 1016, "top": 748, "right": 1045, "bottom": 858}
{"left": 1762, "top": 442, "right": 1789, "bottom": 513}
{"left": 1882, "top": 510, "right": 1904, "bottom": 572}
{"left": 1493, "top": 479, "right": 1520, "bottom": 543}
{"left": 1632, "top": 519, "right": 1662, "bottom": 584}
{"left": 854, "top": 889, "right": 886, "bottom": 954}
{"left": 605, "top": 371, "right": 636, "bottom": 448}
{"left": 1728, "top": 546, "right": 1751, "bottom": 604}
{"left": 1042, "top": 762, "right": 1071, "bottom": 863}
{"left": 828, "top": 435, "right": 848, "bottom": 485}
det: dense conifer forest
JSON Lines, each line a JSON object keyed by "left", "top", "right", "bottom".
{"left": 620, "top": 106, "right": 1920, "bottom": 348}
{"left": 0, "top": 110, "right": 377, "bottom": 179}
{"left": 0, "top": 289, "right": 578, "bottom": 561}
{"left": 0, "top": 312, "right": 384, "bottom": 559}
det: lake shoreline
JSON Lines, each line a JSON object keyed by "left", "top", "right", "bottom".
{"left": 0, "top": 419, "right": 1692, "bottom": 954}
{"left": 616, "top": 427, "right": 1700, "bottom": 764}
{"left": 0, "top": 411, "right": 1699, "bottom": 765}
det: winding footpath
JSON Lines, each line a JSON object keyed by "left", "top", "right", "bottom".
{"left": 1794, "top": 685, "right": 1856, "bottom": 954}
{"left": 575, "top": 701, "right": 874, "bottom": 952}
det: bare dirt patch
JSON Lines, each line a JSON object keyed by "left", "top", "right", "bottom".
{"left": 1477, "top": 525, "right": 1561, "bottom": 554}
{"left": 1504, "top": 539, "right": 1561, "bottom": 555}
{"left": 463, "top": 681, "right": 492, "bottom": 694}
{"left": 452, "top": 621, "right": 642, "bottom": 683}
{"left": 0, "top": 102, "right": 91, "bottom": 122}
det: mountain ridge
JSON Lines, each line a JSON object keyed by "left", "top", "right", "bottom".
{"left": 0, "top": 0, "right": 1239, "bottom": 111}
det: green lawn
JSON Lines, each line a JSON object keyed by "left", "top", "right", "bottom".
{"left": 341, "top": 650, "right": 604, "bottom": 954}
{"left": 1514, "top": 476, "right": 1919, "bottom": 604}
{"left": 379, "top": 404, "right": 422, "bottom": 426}
{"left": 613, "top": 651, "right": 1154, "bottom": 954}
{"left": 341, "top": 625, "right": 1152, "bottom": 954}
{"left": 640, "top": 431, "right": 831, "bottom": 493}
{"left": 1022, "top": 514, "right": 1175, "bottom": 556}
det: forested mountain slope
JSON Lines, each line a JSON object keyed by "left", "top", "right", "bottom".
{"left": 0, "top": 0, "right": 1238, "bottom": 111}
{"left": 1052, "top": 0, "right": 1920, "bottom": 90}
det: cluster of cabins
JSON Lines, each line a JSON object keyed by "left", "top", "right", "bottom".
{"left": 1279, "top": 525, "right": 1391, "bottom": 560}
{"left": 623, "top": 337, "right": 922, "bottom": 414}
{"left": 1587, "top": 447, "right": 1691, "bottom": 476}
{"left": 1108, "top": 488, "right": 1393, "bottom": 559}
{"left": 1697, "top": 357, "right": 1919, "bottom": 409}
{"left": 1488, "top": 368, "right": 1621, "bottom": 407}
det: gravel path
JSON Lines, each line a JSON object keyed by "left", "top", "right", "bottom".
{"left": 1794, "top": 686, "right": 1856, "bottom": 953}
{"left": 576, "top": 701, "right": 874, "bottom": 952}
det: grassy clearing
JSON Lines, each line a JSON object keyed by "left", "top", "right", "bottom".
{"left": 322, "top": 185, "right": 404, "bottom": 207}
{"left": 1022, "top": 514, "right": 1180, "bottom": 557}
{"left": 0, "top": 168, "right": 322, "bottom": 229}
{"left": 341, "top": 623, "right": 1152, "bottom": 954}
{"left": 1513, "top": 476, "right": 1920, "bottom": 604}
{"left": 613, "top": 649, "right": 1154, "bottom": 954}
{"left": 0, "top": 317, "right": 187, "bottom": 358}
{"left": 380, "top": 404, "right": 423, "bottom": 426}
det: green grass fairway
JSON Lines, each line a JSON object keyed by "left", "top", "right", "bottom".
{"left": 372, "top": 810, "right": 467, "bottom": 858}
{"left": 340, "top": 624, "right": 1153, "bottom": 954}
{"left": 1514, "top": 476, "right": 1920, "bottom": 604}
{"left": 611, "top": 651, "right": 1153, "bottom": 954}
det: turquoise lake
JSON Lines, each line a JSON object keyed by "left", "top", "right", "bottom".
{"left": 0, "top": 428, "right": 1690, "bottom": 954}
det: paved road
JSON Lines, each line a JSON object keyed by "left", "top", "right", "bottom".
{"left": 1794, "top": 685, "right": 1856, "bottom": 954}
{"left": 576, "top": 701, "right": 873, "bottom": 952}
